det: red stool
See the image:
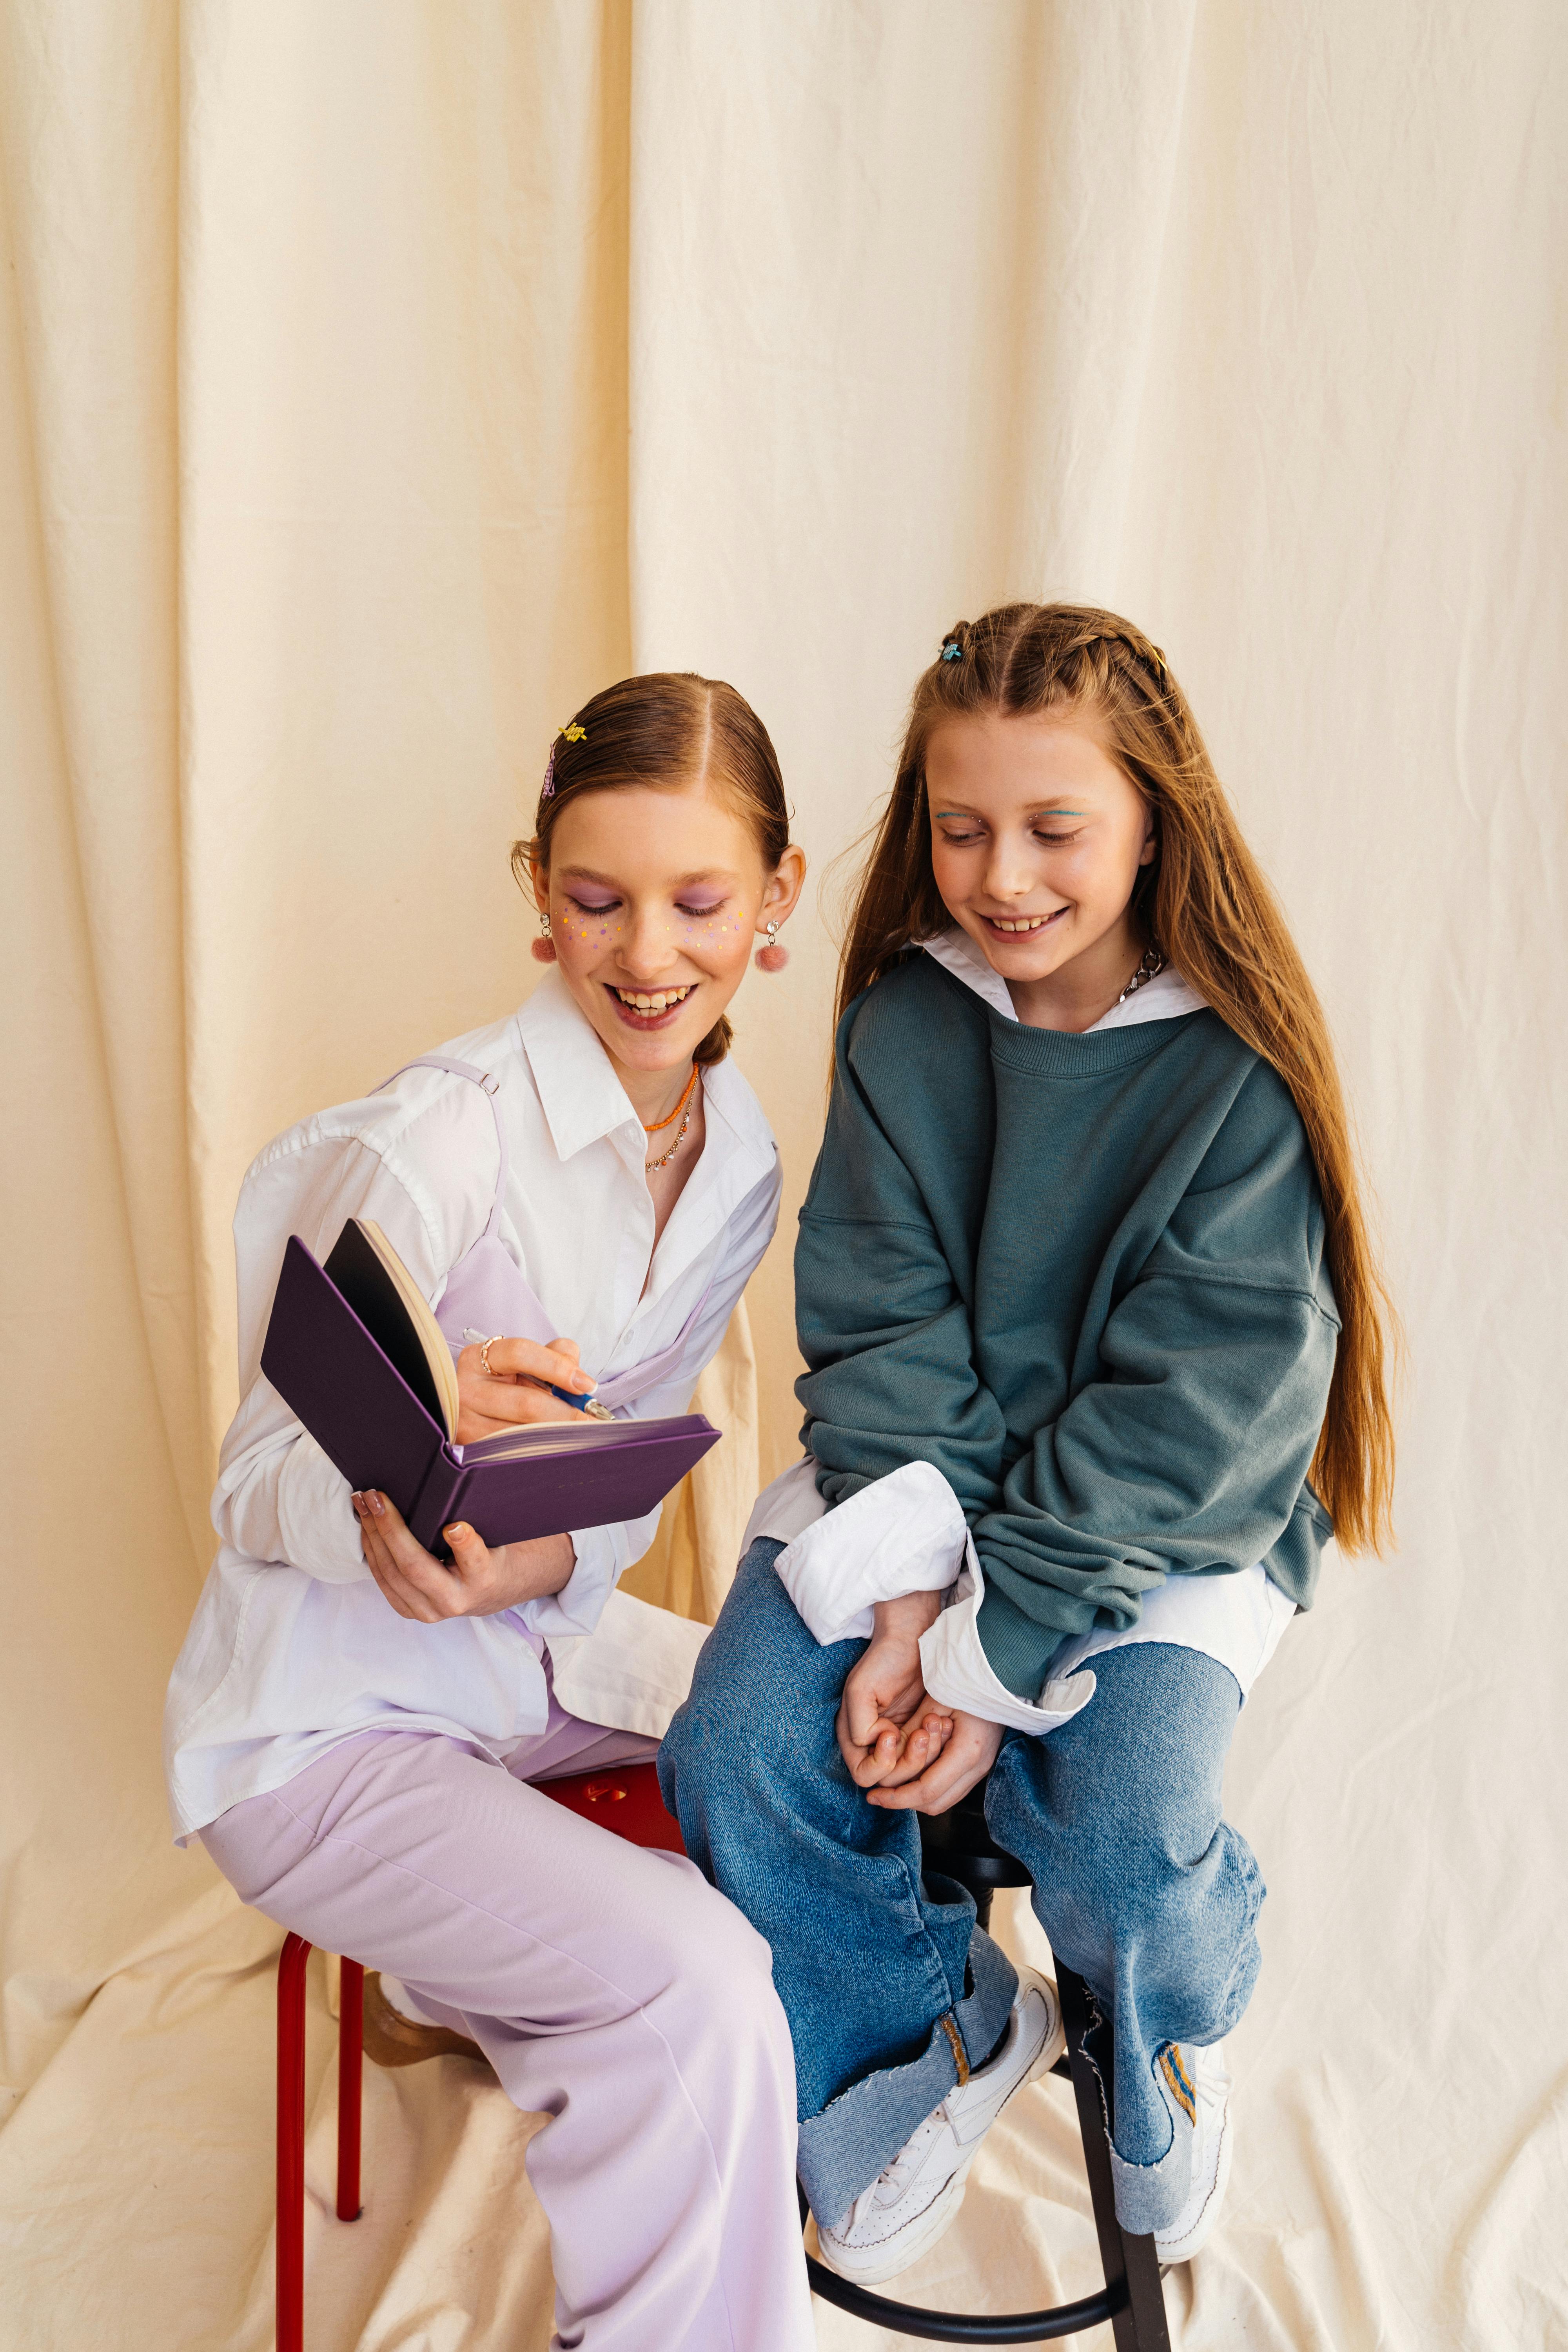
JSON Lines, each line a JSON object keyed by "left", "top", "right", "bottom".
{"left": 272, "top": 1761, "right": 681, "bottom": 2352}
{"left": 273, "top": 1760, "right": 1169, "bottom": 2349}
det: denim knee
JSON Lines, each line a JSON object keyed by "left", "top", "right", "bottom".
{"left": 1030, "top": 1808, "right": 1262, "bottom": 2044}
{"left": 985, "top": 1643, "right": 1259, "bottom": 2042}
{"left": 659, "top": 1538, "right": 862, "bottom": 1849}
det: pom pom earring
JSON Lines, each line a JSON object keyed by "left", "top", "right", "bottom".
{"left": 755, "top": 918, "right": 788, "bottom": 973}
{"left": 532, "top": 911, "right": 557, "bottom": 964}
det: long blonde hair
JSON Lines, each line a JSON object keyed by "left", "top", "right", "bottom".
{"left": 840, "top": 601, "right": 1397, "bottom": 1552}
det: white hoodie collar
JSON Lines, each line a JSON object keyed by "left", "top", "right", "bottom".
{"left": 920, "top": 926, "right": 1207, "bottom": 1031}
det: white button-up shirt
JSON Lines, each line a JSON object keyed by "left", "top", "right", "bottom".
{"left": 163, "top": 973, "right": 780, "bottom": 1840}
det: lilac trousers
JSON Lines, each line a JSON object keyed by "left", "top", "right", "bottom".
{"left": 201, "top": 1706, "right": 814, "bottom": 2352}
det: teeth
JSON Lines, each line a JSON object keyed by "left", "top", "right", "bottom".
{"left": 990, "top": 915, "right": 1056, "bottom": 933}
{"left": 615, "top": 985, "right": 696, "bottom": 1012}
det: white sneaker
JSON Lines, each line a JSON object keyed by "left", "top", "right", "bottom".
{"left": 1153, "top": 2041, "right": 1233, "bottom": 2263}
{"left": 815, "top": 1967, "right": 1064, "bottom": 2286}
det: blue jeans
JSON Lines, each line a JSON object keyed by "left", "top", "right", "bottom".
{"left": 659, "top": 1541, "right": 1263, "bottom": 2235}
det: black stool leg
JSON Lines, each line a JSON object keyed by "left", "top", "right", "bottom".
{"left": 1056, "top": 1965, "right": 1171, "bottom": 2352}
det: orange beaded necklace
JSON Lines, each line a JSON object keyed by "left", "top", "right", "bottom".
{"left": 641, "top": 1064, "right": 699, "bottom": 1136}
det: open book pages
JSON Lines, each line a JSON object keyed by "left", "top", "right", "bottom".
{"left": 325, "top": 1218, "right": 462, "bottom": 1439}
{"left": 460, "top": 1418, "right": 654, "bottom": 1462}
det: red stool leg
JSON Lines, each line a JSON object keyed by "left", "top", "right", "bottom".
{"left": 276, "top": 1934, "right": 312, "bottom": 2352}
{"left": 337, "top": 1960, "right": 365, "bottom": 2221}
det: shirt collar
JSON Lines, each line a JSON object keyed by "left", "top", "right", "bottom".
{"left": 514, "top": 969, "right": 778, "bottom": 1192}
{"left": 918, "top": 927, "right": 1207, "bottom": 1031}
{"left": 515, "top": 971, "right": 647, "bottom": 1162}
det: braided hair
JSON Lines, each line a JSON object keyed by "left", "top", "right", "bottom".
{"left": 836, "top": 599, "right": 1398, "bottom": 1559}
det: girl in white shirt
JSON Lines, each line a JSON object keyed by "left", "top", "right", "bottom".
{"left": 165, "top": 672, "right": 814, "bottom": 2352}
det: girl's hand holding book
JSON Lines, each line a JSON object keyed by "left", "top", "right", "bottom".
{"left": 352, "top": 1488, "right": 574, "bottom": 1621}
{"left": 454, "top": 1333, "right": 598, "bottom": 1442}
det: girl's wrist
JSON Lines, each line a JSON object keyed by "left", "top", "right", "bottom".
{"left": 871, "top": 1588, "right": 944, "bottom": 1639}
{"left": 508, "top": 1533, "right": 575, "bottom": 1603}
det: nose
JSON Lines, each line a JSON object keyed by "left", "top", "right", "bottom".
{"left": 615, "top": 904, "right": 682, "bottom": 982}
{"left": 981, "top": 837, "right": 1041, "bottom": 905}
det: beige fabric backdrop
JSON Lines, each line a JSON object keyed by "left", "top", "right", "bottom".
{"left": 2, "top": 4, "right": 1564, "bottom": 2347}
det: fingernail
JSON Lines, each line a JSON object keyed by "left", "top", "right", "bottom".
{"left": 574, "top": 1374, "right": 596, "bottom": 1392}
{"left": 367, "top": 1492, "right": 385, "bottom": 1517}
{"left": 351, "top": 1492, "right": 364, "bottom": 1512}
{"left": 445, "top": 1523, "right": 470, "bottom": 1543}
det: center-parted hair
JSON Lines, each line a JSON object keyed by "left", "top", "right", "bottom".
{"left": 511, "top": 670, "right": 791, "bottom": 1067}
{"left": 839, "top": 599, "right": 1398, "bottom": 1556}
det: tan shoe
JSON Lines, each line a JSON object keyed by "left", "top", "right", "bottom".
{"left": 361, "top": 1971, "right": 489, "bottom": 2070}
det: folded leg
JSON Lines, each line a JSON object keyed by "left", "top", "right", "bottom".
{"left": 659, "top": 1540, "right": 1017, "bottom": 2227}
{"left": 203, "top": 1727, "right": 812, "bottom": 2352}
{"left": 985, "top": 1640, "right": 1260, "bottom": 2234}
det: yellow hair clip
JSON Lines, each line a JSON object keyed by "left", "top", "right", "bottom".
{"left": 541, "top": 722, "right": 588, "bottom": 799}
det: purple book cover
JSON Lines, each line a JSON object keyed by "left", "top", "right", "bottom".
{"left": 260, "top": 1236, "right": 719, "bottom": 1557}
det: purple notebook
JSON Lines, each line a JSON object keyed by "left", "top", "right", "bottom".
{"left": 260, "top": 1235, "right": 719, "bottom": 1558}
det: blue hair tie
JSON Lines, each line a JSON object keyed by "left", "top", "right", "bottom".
{"left": 940, "top": 637, "right": 963, "bottom": 662}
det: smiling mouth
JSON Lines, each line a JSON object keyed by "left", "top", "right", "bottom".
{"left": 607, "top": 982, "right": 698, "bottom": 1016}
{"left": 982, "top": 909, "right": 1067, "bottom": 935}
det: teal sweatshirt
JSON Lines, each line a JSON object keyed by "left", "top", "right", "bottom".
{"left": 795, "top": 953, "right": 1339, "bottom": 1701}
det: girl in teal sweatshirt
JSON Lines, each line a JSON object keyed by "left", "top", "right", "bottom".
{"left": 662, "top": 603, "right": 1396, "bottom": 2281}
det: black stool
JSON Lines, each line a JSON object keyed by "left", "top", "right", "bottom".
{"left": 802, "top": 1782, "right": 1172, "bottom": 2348}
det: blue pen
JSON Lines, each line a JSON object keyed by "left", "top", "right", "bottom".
{"left": 462, "top": 1329, "right": 612, "bottom": 1418}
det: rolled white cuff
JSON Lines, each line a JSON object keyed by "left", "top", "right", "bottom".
{"left": 920, "top": 1542, "right": 1098, "bottom": 1736}
{"left": 771, "top": 1461, "right": 970, "bottom": 1646}
{"left": 513, "top": 1511, "right": 651, "bottom": 1641}
{"left": 224, "top": 1428, "right": 372, "bottom": 1586}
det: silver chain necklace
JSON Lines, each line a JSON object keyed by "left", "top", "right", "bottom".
{"left": 645, "top": 1093, "right": 697, "bottom": 1173}
{"left": 1116, "top": 944, "right": 1165, "bottom": 1004}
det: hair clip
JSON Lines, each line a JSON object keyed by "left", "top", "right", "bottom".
{"left": 540, "top": 722, "right": 589, "bottom": 800}
{"left": 940, "top": 639, "right": 963, "bottom": 662}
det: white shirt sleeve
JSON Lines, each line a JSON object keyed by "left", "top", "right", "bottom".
{"left": 770, "top": 1460, "right": 971, "bottom": 1644}
{"left": 515, "top": 1160, "right": 784, "bottom": 1639}
{"left": 212, "top": 1121, "right": 478, "bottom": 1585}
{"left": 764, "top": 1455, "right": 1097, "bottom": 1736}
{"left": 919, "top": 1543, "right": 1098, "bottom": 1736}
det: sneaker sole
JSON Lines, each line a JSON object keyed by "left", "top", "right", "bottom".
{"left": 815, "top": 2138, "right": 985, "bottom": 2287}
{"left": 816, "top": 1977, "right": 1065, "bottom": 2288}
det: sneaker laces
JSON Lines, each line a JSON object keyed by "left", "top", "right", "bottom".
{"left": 863, "top": 2104, "right": 952, "bottom": 2211}
{"left": 858, "top": 2000, "right": 1031, "bottom": 2218}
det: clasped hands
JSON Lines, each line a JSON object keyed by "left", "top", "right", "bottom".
{"left": 837, "top": 1590, "right": 1003, "bottom": 1817}
{"left": 358, "top": 1336, "right": 1007, "bottom": 1810}
{"left": 353, "top": 1330, "right": 591, "bottom": 1622}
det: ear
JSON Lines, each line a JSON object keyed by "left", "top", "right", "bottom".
{"left": 758, "top": 843, "right": 808, "bottom": 930}
{"left": 529, "top": 849, "right": 550, "bottom": 914}
{"left": 1137, "top": 806, "right": 1158, "bottom": 866}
